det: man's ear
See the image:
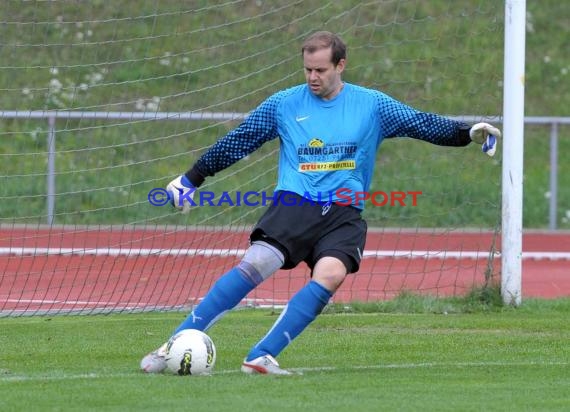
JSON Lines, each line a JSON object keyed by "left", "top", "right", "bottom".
{"left": 336, "top": 58, "right": 346, "bottom": 73}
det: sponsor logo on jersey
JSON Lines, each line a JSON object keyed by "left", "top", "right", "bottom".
{"left": 298, "top": 160, "right": 356, "bottom": 171}
{"left": 308, "top": 138, "right": 324, "bottom": 147}
{"left": 297, "top": 139, "right": 357, "bottom": 172}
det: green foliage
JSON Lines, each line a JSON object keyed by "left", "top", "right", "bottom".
{"left": 326, "top": 283, "right": 505, "bottom": 315}
{"left": 1, "top": 1, "right": 569, "bottom": 228}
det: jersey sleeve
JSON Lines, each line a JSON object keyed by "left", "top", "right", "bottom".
{"left": 378, "top": 93, "right": 471, "bottom": 146}
{"left": 187, "top": 95, "right": 281, "bottom": 184}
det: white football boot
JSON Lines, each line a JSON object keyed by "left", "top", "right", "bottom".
{"left": 140, "top": 342, "right": 168, "bottom": 373}
{"left": 241, "top": 355, "right": 293, "bottom": 375}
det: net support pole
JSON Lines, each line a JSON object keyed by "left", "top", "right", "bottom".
{"left": 501, "top": 0, "right": 526, "bottom": 305}
{"left": 549, "top": 122, "right": 558, "bottom": 230}
{"left": 47, "top": 115, "right": 56, "bottom": 226}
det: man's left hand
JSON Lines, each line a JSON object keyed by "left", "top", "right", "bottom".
{"left": 470, "top": 122, "right": 501, "bottom": 157}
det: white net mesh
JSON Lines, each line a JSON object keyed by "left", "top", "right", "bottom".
{"left": 0, "top": 0, "right": 504, "bottom": 315}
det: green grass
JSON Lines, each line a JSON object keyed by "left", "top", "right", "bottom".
{"left": 1, "top": 299, "right": 569, "bottom": 411}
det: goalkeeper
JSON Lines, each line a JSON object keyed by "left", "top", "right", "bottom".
{"left": 141, "top": 31, "right": 500, "bottom": 375}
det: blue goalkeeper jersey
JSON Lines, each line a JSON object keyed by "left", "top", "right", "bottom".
{"left": 195, "top": 83, "right": 470, "bottom": 209}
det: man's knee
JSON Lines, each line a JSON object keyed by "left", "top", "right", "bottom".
{"left": 312, "top": 256, "right": 347, "bottom": 292}
{"left": 238, "top": 241, "right": 284, "bottom": 285}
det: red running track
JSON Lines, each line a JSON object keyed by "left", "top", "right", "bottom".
{"left": 0, "top": 227, "right": 568, "bottom": 315}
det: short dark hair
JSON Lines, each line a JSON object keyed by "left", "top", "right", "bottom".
{"left": 301, "top": 31, "right": 347, "bottom": 65}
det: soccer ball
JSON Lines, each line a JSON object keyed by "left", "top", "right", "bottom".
{"left": 164, "top": 329, "right": 216, "bottom": 376}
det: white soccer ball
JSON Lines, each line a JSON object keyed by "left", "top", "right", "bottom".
{"left": 164, "top": 329, "right": 216, "bottom": 376}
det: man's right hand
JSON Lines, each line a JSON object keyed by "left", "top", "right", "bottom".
{"left": 166, "top": 175, "right": 196, "bottom": 214}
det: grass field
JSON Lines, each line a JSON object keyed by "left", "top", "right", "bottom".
{"left": 1, "top": 298, "right": 569, "bottom": 411}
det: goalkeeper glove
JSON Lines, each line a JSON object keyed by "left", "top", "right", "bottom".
{"left": 166, "top": 175, "right": 196, "bottom": 214}
{"left": 469, "top": 122, "right": 501, "bottom": 157}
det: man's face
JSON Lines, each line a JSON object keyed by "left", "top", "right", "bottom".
{"left": 303, "top": 47, "right": 345, "bottom": 100}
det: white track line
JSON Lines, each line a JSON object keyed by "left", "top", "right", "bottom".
{"left": 1, "top": 298, "right": 150, "bottom": 306}
{"left": 1, "top": 247, "right": 569, "bottom": 260}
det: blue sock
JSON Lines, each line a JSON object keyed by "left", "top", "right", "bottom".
{"left": 246, "top": 280, "right": 332, "bottom": 361}
{"left": 174, "top": 267, "right": 256, "bottom": 334}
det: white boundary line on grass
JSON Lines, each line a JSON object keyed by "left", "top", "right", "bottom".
{"left": 1, "top": 360, "right": 568, "bottom": 382}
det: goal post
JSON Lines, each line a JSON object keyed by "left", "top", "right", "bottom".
{"left": 501, "top": 0, "right": 526, "bottom": 306}
{"left": 1, "top": 1, "right": 518, "bottom": 316}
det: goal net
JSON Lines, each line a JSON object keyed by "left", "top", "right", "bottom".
{"left": 0, "top": 0, "right": 504, "bottom": 316}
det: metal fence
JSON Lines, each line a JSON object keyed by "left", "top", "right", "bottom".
{"left": 1, "top": 111, "right": 568, "bottom": 229}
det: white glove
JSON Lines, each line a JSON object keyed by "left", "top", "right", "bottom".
{"left": 166, "top": 175, "right": 196, "bottom": 214}
{"left": 469, "top": 122, "right": 501, "bottom": 157}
